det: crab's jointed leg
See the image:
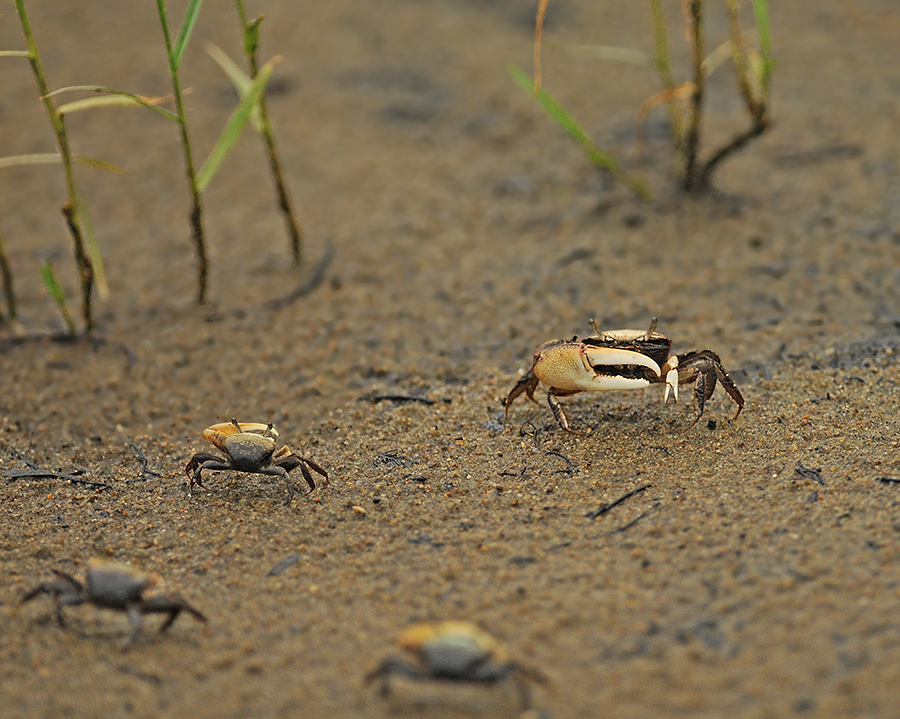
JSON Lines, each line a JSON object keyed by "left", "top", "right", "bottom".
{"left": 675, "top": 350, "right": 744, "bottom": 427}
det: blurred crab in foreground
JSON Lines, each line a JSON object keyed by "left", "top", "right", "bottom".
{"left": 19, "top": 558, "right": 206, "bottom": 646}
{"left": 505, "top": 319, "right": 744, "bottom": 432}
{"left": 366, "top": 620, "right": 547, "bottom": 716}
{"left": 185, "top": 420, "right": 328, "bottom": 505}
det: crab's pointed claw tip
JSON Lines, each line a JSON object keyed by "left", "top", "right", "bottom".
{"left": 664, "top": 367, "right": 679, "bottom": 404}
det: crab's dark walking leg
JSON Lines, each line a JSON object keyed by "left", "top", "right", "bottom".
{"left": 254, "top": 465, "right": 295, "bottom": 505}
{"left": 714, "top": 363, "right": 744, "bottom": 419}
{"left": 504, "top": 371, "right": 541, "bottom": 423}
{"left": 547, "top": 387, "right": 583, "bottom": 433}
{"left": 676, "top": 350, "right": 744, "bottom": 427}
{"left": 365, "top": 658, "right": 428, "bottom": 697}
{"left": 687, "top": 368, "right": 713, "bottom": 428}
{"left": 185, "top": 455, "right": 231, "bottom": 495}
{"left": 19, "top": 571, "right": 86, "bottom": 627}
{"left": 301, "top": 457, "right": 328, "bottom": 489}
{"left": 141, "top": 594, "right": 208, "bottom": 632}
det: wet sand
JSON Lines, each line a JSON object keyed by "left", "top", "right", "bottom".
{"left": 1, "top": 1, "right": 899, "bottom": 717}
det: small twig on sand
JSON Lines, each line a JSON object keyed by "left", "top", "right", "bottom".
{"left": 545, "top": 450, "right": 575, "bottom": 477}
{"left": 518, "top": 420, "right": 554, "bottom": 452}
{"left": 611, "top": 510, "right": 650, "bottom": 534}
{"left": 363, "top": 395, "right": 436, "bottom": 406}
{"left": 793, "top": 461, "right": 825, "bottom": 485}
{"left": 373, "top": 450, "right": 409, "bottom": 468}
{"left": 127, "top": 441, "right": 161, "bottom": 481}
{"left": 267, "top": 554, "right": 301, "bottom": 576}
{"left": 586, "top": 483, "right": 652, "bottom": 520}
{"left": 4, "top": 467, "right": 111, "bottom": 490}
{"left": 499, "top": 463, "right": 527, "bottom": 478}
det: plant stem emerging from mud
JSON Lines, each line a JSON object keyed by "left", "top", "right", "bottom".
{"left": 684, "top": 0, "right": 772, "bottom": 192}
{"left": 14, "top": 0, "right": 95, "bottom": 331}
{"left": 235, "top": 0, "right": 304, "bottom": 266}
{"left": 681, "top": 0, "right": 705, "bottom": 192}
{"left": 156, "top": 0, "right": 209, "bottom": 305}
{"left": 0, "top": 228, "right": 16, "bottom": 321}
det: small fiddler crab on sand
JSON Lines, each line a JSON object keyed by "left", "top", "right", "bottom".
{"left": 18, "top": 558, "right": 207, "bottom": 647}
{"left": 366, "top": 620, "right": 547, "bottom": 716}
{"left": 505, "top": 318, "right": 744, "bottom": 433}
{"left": 185, "top": 419, "right": 328, "bottom": 505}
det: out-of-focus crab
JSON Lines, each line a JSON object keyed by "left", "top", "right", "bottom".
{"left": 185, "top": 420, "right": 328, "bottom": 505}
{"left": 366, "top": 620, "right": 547, "bottom": 714}
{"left": 18, "top": 558, "right": 206, "bottom": 646}
{"left": 505, "top": 319, "right": 744, "bottom": 432}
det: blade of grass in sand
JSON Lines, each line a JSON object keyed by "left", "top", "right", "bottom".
{"left": 40, "top": 260, "right": 75, "bottom": 334}
{"left": 196, "top": 58, "right": 275, "bottom": 192}
{"left": 508, "top": 64, "right": 650, "bottom": 200}
{"left": 76, "top": 191, "right": 108, "bottom": 299}
{"left": 56, "top": 94, "right": 178, "bottom": 122}
{"left": 0, "top": 228, "right": 15, "bottom": 320}
{"left": 206, "top": 43, "right": 264, "bottom": 133}
{"left": 171, "top": 0, "right": 204, "bottom": 71}
{"left": 751, "top": 0, "right": 772, "bottom": 100}
{"left": 0, "top": 153, "right": 123, "bottom": 173}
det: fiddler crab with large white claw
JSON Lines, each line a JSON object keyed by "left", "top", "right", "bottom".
{"left": 505, "top": 318, "right": 744, "bottom": 433}
{"left": 366, "top": 620, "right": 548, "bottom": 713}
{"left": 185, "top": 420, "right": 328, "bottom": 505}
{"left": 18, "top": 558, "right": 207, "bottom": 647}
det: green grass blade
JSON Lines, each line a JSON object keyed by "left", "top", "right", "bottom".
{"left": 40, "top": 260, "right": 76, "bottom": 334}
{"left": 57, "top": 95, "right": 175, "bottom": 122}
{"left": 76, "top": 191, "right": 108, "bottom": 300}
{"left": 508, "top": 64, "right": 650, "bottom": 200}
{"left": 196, "top": 58, "right": 275, "bottom": 193}
{"left": 243, "top": 16, "right": 263, "bottom": 57}
{"left": 172, "top": 0, "right": 204, "bottom": 71}
{"left": 206, "top": 43, "right": 263, "bottom": 133}
{"left": 73, "top": 156, "right": 126, "bottom": 173}
{"left": 0, "top": 153, "right": 124, "bottom": 173}
{"left": 207, "top": 43, "right": 252, "bottom": 94}
{"left": 0, "top": 50, "right": 31, "bottom": 58}
{"left": 58, "top": 95, "right": 149, "bottom": 114}
{"left": 0, "top": 152, "right": 63, "bottom": 168}
{"left": 48, "top": 86, "right": 179, "bottom": 122}
{"left": 751, "top": 0, "right": 773, "bottom": 100}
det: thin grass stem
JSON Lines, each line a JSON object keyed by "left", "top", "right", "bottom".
{"left": 0, "top": 228, "right": 16, "bottom": 321}
{"left": 235, "top": 0, "right": 304, "bottom": 266}
{"left": 533, "top": 0, "right": 550, "bottom": 97}
{"left": 14, "top": 0, "right": 94, "bottom": 331}
{"left": 681, "top": 0, "right": 705, "bottom": 192}
{"left": 156, "top": 0, "right": 208, "bottom": 305}
{"left": 693, "top": 0, "right": 770, "bottom": 189}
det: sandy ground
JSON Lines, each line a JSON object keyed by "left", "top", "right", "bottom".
{"left": 1, "top": 1, "right": 900, "bottom": 717}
